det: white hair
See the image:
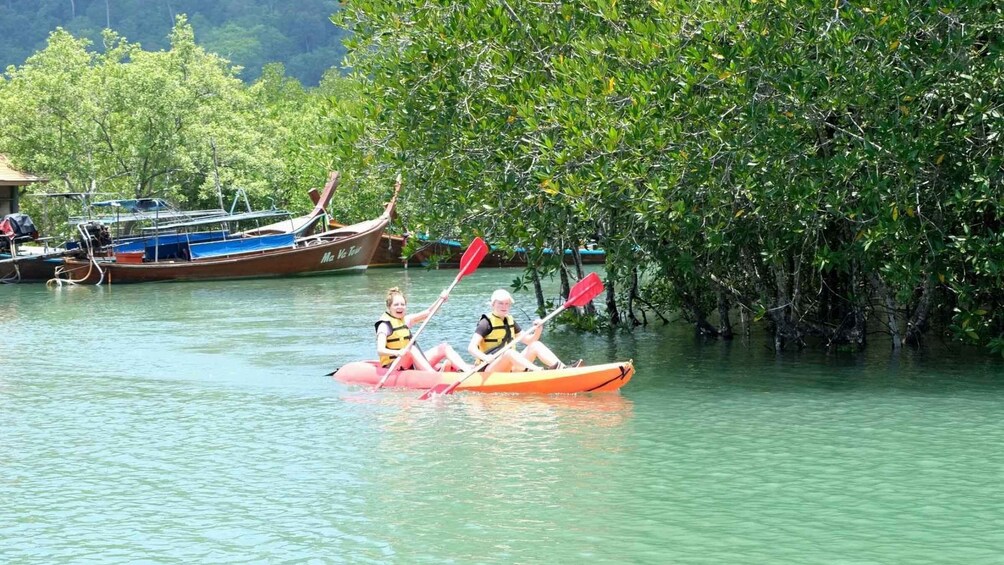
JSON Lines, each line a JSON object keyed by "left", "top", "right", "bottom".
{"left": 490, "top": 289, "right": 514, "bottom": 304}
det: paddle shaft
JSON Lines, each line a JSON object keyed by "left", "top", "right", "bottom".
{"left": 372, "top": 280, "right": 454, "bottom": 389}
{"left": 372, "top": 237, "right": 488, "bottom": 389}
{"left": 419, "top": 271, "right": 603, "bottom": 399}
{"left": 419, "top": 305, "right": 582, "bottom": 397}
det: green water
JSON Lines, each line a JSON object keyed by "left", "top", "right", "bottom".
{"left": 2, "top": 270, "right": 1004, "bottom": 563}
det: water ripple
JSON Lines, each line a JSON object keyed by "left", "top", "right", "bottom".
{"left": 4, "top": 275, "right": 1004, "bottom": 563}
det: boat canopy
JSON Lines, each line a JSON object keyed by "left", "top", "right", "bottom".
{"left": 68, "top": 208, "right": 227, "bottom": 226}
{"left": 139, "top": 209, "right": 292, "bottom": 232}
{"left": 188, "top": 232, "right": 295, "bottom": 259}
{"left": 91, "top": 198, "right": 171, "bottom": 212}
{"left": 67, "top": 201, "right": 291, "bottom": 228}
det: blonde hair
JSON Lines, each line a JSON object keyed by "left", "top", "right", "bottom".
{"left": 490, "top": 289, "right": 514, "bottom": 304}
{"left": 385, "top": 287, "right": 407, "bottom": 308}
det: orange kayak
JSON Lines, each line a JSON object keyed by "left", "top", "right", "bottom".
{"left": 333, "top": 360, "right": 634, "bottom": 394}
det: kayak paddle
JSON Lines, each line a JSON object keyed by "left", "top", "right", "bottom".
{"left": 417, "top": 271, "right": 604, "bottom": 400}
{"left": 372, "top": 236, "right": 489, "bottom": 390}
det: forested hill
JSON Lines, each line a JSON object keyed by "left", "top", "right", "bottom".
{"left": 0, "top": 0, "right": 345, "bottom": 85}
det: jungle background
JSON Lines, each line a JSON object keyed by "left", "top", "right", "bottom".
{"left": 1, "top": 1, "right": 1002, "bottom": 355}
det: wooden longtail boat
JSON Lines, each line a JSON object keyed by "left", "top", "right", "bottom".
{"left": 1, "top": 156, "right": 56, "bottom": 282}
{"left": 5, "top": 173, "right": 347, "bottom": 284}
{"left": 76, "top": 171, "right": 343, "bottom": 255}
{"left": 333, "top": 360, "right": 634, "bottom": 394}
{"left": 0, "top": 248, "right": 66, "bottom": 282}
{"left": 51, "top": 173, "right": 400, "bottom": 285}
{"left": 1, "top": 213, "right": 69, "bottom": 282}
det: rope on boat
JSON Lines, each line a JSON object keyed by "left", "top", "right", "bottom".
{"left": 1, "top": 238, "right": 22, "bottom": 283}
{"left": 48, "top": 253, "right": 104, "bottom": 287}
{"left": 1, "top": 261, "right": 21, "bottom": 284}
{"left": 46, "top": 223, "right": 105, "bottom": 287}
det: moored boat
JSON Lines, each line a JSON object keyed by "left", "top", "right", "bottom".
{"left": 333, "top": 360, "right": 634, "bottom": 394}
{"left": 1, "top": 155, "right": 56, "bottom": 282}
{"left": 0, "top": 248, "right": 66, "bottom": 282}
{"left": 358, "top": 230, "right": 607, "bottom": 269}
{"left": 1, "top": 212, "right": 71, "bottom": 283}
{"left": 51, "top": 172, "right": 400, "bottom": 284}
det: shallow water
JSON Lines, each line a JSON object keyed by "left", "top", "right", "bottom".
{"left": 2, "top": 270, "right": 1004, "bottom": 563}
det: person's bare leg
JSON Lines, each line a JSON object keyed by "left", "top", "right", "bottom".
{"left": 408, "top": 345, "right": 437, "bottom": 372}
{"left": 523, "top": 341, "right": 560, "bottom": 368}
{"left": 485, "top": 354, "right": 515, "bottom": 373}
{"left": 442, "top": 345, "right": 473, "bottom": 372}
{"left": 505, "top": 349, "right": 541, "bottom": 371}
{"left": 424, "top": 344, "right": 447, "bottom": 369}
{"left": 425, "top": 343, "right": 472, "bottom": 372}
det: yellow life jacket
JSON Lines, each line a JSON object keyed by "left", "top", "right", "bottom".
{"left": 375, "top": 312, "right": 411, "bottom": 367}
{"left": 478, "top": 313, "right": 516, "bottom": 354}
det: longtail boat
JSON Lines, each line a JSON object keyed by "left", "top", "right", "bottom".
{"left": 51, "top": 173, "right": 400, "bottom": 285}
{"left": 333, "top": 360, "right": 634, "bottom": 394}
{"left": 1, "top": 213, "right": 70, "bottom": 283}
{"left": 0, "top": 247, "right": 67, "bottom": 283}
{"left": 354, "top": 229, "right": 606, "bottom": 269}
{"left": 1, "top": 155, "right": 59, "bottom": 282}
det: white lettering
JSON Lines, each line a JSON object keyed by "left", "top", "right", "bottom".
{"left": 337, "top": 245, "right": 361, "bottom": 260}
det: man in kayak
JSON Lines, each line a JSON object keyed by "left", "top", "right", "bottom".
{"left": 467, "top": 289, "right": 581, "bottom": 372}
{"left": 376, "top": 287, "right": 472, "bottom": 372}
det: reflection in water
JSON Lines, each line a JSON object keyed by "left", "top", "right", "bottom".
{"left": 339, "top": 390, "right": 634, "bottom": 457}
{"left": 0, "top": 299, "right": 16, "bottom": 320}
{"left": 332, "top": 388, "right": 639, "bottom": 563}
{"left": 453, "top": 392, "right": 633, "bottom": 431}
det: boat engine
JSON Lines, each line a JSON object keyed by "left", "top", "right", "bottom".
{"left": 77, "top": 221, "right": 112, "bottom": 250}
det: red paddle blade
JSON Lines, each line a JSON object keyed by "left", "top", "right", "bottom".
{"left": 458, "top": 237, "right": 489, "bottom": 277}
{"left": 566, "top": 272, "right": 604, "bottom": 307}
{"left": 418, "top": 383, "right": 452, "bottom": 400}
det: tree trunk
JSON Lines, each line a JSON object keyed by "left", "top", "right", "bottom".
{"left": 769, "top": 261, "right": 803, "bottom": 350}
{"left": 558, "top": 264, "right": 570, "bottom": 300}
{"left": 905, "top": 277, "right": 933, "bottom": 347}
{"left": 740, "top": 308, "right": 750, "bottom": 344}
{"left": 628, "top": 268, "right": 642, "bottom": 326}
{"left": 717, "top": 291, "right": 733, "bottom": 340}
{"left": 531, "top": 268, "right": 545, "bottom": 314}
{"left": 870, "top": 272, "right": 902, "bottom": 349}
{"left": 606, "top": 279, "right": 620, "bottom": 326}
{"left": 774, "top": 260, "right": 790, "bottom": 329}
{"left": 849, "top": 262, "right": 867, "bottom": 351}
{"left": 683, "top": 294, "right": 718, "bottom": 338}
{"left": 569, "top": 244, "right": 595, "bottom": 315}
{"left": 569, "top": 244, "right": 585, "bottom": 279}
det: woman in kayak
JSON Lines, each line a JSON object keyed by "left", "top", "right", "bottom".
{"left": 376, "top": 287, "right": 472, "bottom": 372}
{"left": 467, "top": 289, "right": 580, "bottom": 372}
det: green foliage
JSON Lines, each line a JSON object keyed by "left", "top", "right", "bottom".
{"left": 0, "top": 0, "right": 347, "bottom": 86}
{"left": 556, "top": 308, "right": 608, "bottom": 333}
{"left": 0, "top": 17, "right": 390, "bottom": 242}
{"left": 335, "top": 0, "right": 1004, "bottom": 352}
{"left": 0, "top": 19, "right": 294, "bottom": 234}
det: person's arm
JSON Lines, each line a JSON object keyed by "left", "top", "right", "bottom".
{"left": 468, "top": 334, "right": 488, "bottom": 363}
{"left": 405, "top": 307, "right": 429, "bottom": 327}
{"left": 520, "top": 319, "right": 542, "bottom": 344}
{"left": 375, "top": 323, "right": 396, "bottom": 359}
{"left": 468, "top": 318, "right": 493, "bottom": 363}
{"left": 405, "top": 291, "right": 449, "bottom": 326}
